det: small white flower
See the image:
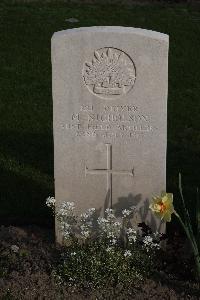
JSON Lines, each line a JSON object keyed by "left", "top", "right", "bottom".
{"left": 64, "top": 201, "right": 75, "bottom": 210}
{"left": 81, "top": 208, "right": 95, "bottom": 221}
{"left": 11, "top": 245, "right": 19, "bottom": 253}
{"left": 124, "top": 250, "right": 132, "bottom": 257}
{"left": 61, "top": 222, "right": 72, "bottom": 239}
{"left": 122, "top": 209, "right": 131, "bottom": 217}
{"left": 105, "top": 208, "right": 115, "bottom": 219}
{"left": 80, "top": 224, "right": 91, "bottom": 238}
{"left": 127, "top": 228, "right": 137, "bottom": 235}
{"left": 80, "top": 213, "right": 88, "bottom": 219}
{"left": 114, "top": 221, "right": 121, "bottom": 227}
{"left": 106, "top": 246, "right": 114, "bottom": 253}
{"left": 154, "top": 243, "right": 161, "bottom": 249}
{"left": 46, "top": 196, "right": 56, "bottom": 207}
{"left": 88, "top": 208, "right": 95, "bottom": 214}
{"left": 105, "top": 208, "right": 114, "bottom": 214}
{"left": 153, "top": 231, "right": 161, "bottom": 240}
{"left": 143, "top": 235, "right": 160, "bottom": 251}
{"left": 110, "top": 238, "right": 117, "bottom": 245}
{"left": 63, "top": 231, "right": 70, "bottom": 238}
{"left": 97, "top": 217, "right": 108, "bottom": 225}
{"left": 128, "top": 235, "right": 137, "bottom": 244}
{"left": 60, "top": 223, "right": 71, "bottom": 232}
{"left": 71, "top": 252, "right": 76, "bottom": 256}
{"left": 143, "top": 235, "right": 153, "bottom": 245}
{"left": 81, "top": 230, "right": 90, "bottom": 238}
{"left": 57, "top": 202, "right": 75, "bottom": 220}
{"left": 107, "top": 232, "right": 113, "bottom": 238}
{"left": 126, "top": 228, "right": 137, "bottom": 244}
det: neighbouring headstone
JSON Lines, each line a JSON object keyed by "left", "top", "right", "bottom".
{"left": 65, "top": 18, "right": 79, "bottom": 23}
{"left": 52, "top": 26, "right": 169, "bottom": 243}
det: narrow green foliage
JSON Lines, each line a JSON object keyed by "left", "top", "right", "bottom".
{"left": 178, "top": 174, "right": 200, "bottom": 280}
{"left": 196, "top": 187, "right": 200, "bottom": 251}
{"left": 179, "top": 173, "right": 194, "bottom": 238}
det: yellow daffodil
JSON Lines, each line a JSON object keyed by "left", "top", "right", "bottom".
{"left": 149, "top": 192, "right": 174, "bottom": 222}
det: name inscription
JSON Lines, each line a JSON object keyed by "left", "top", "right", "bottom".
{"left": 61, "top": 104, "right": 156, "bottom": 140}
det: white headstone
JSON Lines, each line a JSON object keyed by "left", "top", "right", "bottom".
{"left": 52, "top": 26, "right": 169, "bottom": 242}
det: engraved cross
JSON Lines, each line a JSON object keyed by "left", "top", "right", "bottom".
{"left": 85, "top": 143, "right": 134, "bottom": 208}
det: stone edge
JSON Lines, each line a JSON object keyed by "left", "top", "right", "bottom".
{"left": 51, "top": 26, "right": 169, "bottom": 43}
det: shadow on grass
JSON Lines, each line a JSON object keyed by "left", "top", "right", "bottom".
{"left": 0, "top": 131, "right": 54, "bottom": 227}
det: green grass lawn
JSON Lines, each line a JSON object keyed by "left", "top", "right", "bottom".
{"left": 0, "top": 1, "right": 200, "bottom": 227}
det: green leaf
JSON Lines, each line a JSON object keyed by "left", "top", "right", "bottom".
{"left": 178, "top": 173, "right": 196, "bottom": 243}
{"left": 196, "top": 187, "right": 200, "bottom": 251}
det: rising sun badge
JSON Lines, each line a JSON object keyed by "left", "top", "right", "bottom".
{"left": 83, "top": 47, "right": 136, "bottom": 99}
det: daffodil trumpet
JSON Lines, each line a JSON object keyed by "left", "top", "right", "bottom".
{"left": 149, "top": 192, "right": 174, "bottom": 223}
{"left": 149, "top": 175, "right": 200, "bottom": 280}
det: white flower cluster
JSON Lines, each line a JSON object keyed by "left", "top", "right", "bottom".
{"left": 97, "top": 208, "right": 121, "bottom": 245}
{"left": 57, "top": 201, "right": 75, "bottom": 217}
{"left": 143, "top": 235, "right": 160, "bottom": 251}
{"left": 122, "top": 209, "right": 132, "bottom": 218}
{"left": 124, "top": 250, "right": 132, "bottom": 257}
{"left": 10, "top": 245, "right": 19, "bottom": 253}
{"left": 60, "top": 223, "right": 72, "bottom": 239}
{"left": 45, "top": 197, "right": 162, "bottom": 252}
{"left": 126, "top": 228, "right": 137, "bottom": 244}
{"left": 80, "top": 225, "right": 90, "bottom": 238}
{"left": 105, "top": 208, "right": 115, "bottom": 218}
{"left": 80, "top": 208, "right": 95, "bottom": 220}
{"left": 106, "top": 246, "right": 114, "bottom": 253}
{"left": 46, "top": 196, "right": 56, "bottom": 208}
{"left": 80, "top": 208, "right": 96, "bottom": 239}
{"left": 56, "top": 201, "right": 76, "bottom": 239}
{"left": 152, "top": 231, "right": 162, "bottom": 241}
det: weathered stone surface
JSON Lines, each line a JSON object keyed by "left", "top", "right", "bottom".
{"left": 51, "top": 26, "right": 169, "bottom": 242}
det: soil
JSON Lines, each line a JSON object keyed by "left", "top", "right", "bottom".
{"left": 0, "top": 225, "right": 200, "bottom": 299}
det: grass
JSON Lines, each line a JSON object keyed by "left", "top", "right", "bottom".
{"left": 0, "top": 1, "right": 200, "bottom": 227}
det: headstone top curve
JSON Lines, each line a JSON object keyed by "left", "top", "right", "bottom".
{"left": 51, "top": 26, "right": 169, "bottom": 43}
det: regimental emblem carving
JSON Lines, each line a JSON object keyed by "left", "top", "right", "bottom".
{"left": 83, "top": 47, "right": 136, "bottom": 99}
